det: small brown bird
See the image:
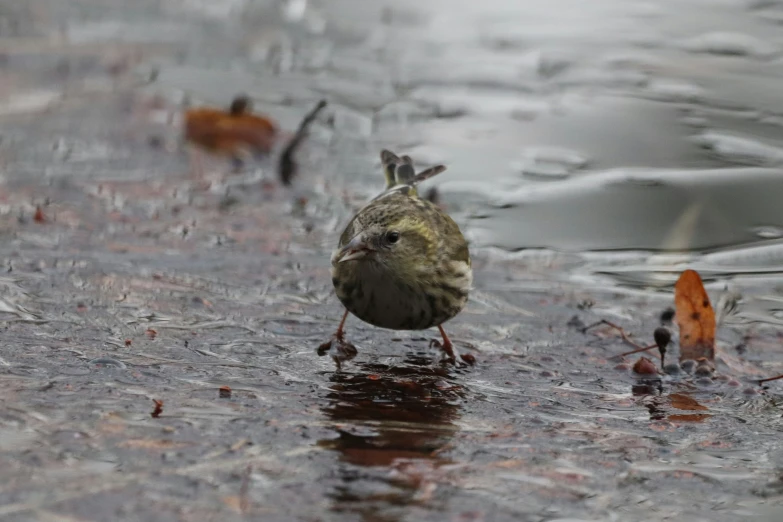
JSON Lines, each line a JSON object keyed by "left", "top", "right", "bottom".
{"left": 183, "top": 94, "right": 279, "bottom": 180}
{"left": 318, "top": 150, "right": 473, "bottom": 369}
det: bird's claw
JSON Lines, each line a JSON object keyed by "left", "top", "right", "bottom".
{"left": 317, "top": 333, "right": 357, "bottom": 370}
{"left": 429, "top": 339, "right": 475, "bottom": 366}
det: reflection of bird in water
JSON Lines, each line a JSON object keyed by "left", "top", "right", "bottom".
{"left": 317, "top": 354, "right": 465, "bottom": 515}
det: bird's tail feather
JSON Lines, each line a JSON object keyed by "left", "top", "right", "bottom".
{"left": 380, "top": 149, "right": 447, "bottom": 195}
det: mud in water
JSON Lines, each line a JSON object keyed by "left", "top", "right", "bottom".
{"left": 2, "top": 1, "right": 783, "bottom": 521}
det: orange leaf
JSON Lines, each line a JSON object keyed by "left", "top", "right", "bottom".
{"left": 669, "top": 393, "right": 708, "bottom": 411}
{"left": 674, "top": 269, "right": 715, "bottom": 361}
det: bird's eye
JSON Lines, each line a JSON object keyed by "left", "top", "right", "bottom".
{"left": 386, "top": 231, "right": 400, "bottom": 244}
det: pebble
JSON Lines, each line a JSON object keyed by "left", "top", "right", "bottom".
{"left": 680, "top": 360, "right": 697, "bottom": 373}
{"left": 663, "top": 363, "right": 681, "bottom": 375}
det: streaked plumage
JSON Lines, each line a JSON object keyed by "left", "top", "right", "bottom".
{"left": 318, "top": 150, "right": 473, "bottom": 368}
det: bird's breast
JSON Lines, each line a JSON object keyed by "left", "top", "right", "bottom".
{"left": 331, "top": 260, "right": 468, "bottom": 331}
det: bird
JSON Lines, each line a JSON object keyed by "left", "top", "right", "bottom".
{"left": 318, "top": 149, "right": 473, "bottom": 369}
{"left": 183, "top": 94, "right": 279, "bottom": 181}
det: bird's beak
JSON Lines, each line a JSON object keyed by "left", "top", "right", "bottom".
{"left": 333, "top": 235, "right": 374, "bottom": 264}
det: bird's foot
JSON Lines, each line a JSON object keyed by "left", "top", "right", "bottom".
{"left": 317, "top": 332, "right": 357, "bottom": 371}
{"left": 429, "top": 339, "right": 475, "bottom": 366}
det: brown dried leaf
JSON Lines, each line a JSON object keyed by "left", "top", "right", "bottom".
{"left": 669, "top": 393, "right": 708, "bottom": 411}
{"left": 674, "top": 269, "right": 715, "bottom": 361}
{"left": 151, "top": 399, "right": 163, "bottom": 418}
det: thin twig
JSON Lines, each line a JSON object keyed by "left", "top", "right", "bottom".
{"left": 758, "top": 374, "right": 783, "bottom": 385}
{"left": 618, "top": 343, "right": 660, "bottom": 358}
{"left": 581, "top": 319, "right": 646, "bottom": 350}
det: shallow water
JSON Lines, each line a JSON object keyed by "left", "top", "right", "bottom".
{"left": 2, "top": 0, "right": 783, "bottom": 521}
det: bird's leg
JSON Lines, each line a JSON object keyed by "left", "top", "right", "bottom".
{"left": 435, "top": 325, "right": 457, "bottom": 362}
{"left": 335, "top": 309, "right": 349, "bottom": 339}
{"left": 429, "top": 325, "right": 475, "bottom": 365}
{"left": 317, "top": 309, "right": 357, "bottom": 370}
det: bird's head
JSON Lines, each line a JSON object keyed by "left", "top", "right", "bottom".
{"left": 331, "top": 205, "right": 437, "bottom": 279}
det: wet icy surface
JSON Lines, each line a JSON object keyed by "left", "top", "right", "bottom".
{"left": 2, "top": 0, "right": 783, "bottom": 520}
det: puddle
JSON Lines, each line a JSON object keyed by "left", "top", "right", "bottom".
{"left": 469, "top": 166, "right": 783, "bottom": 252}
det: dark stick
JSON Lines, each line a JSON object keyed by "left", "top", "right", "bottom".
{"left": 278, "top": 99, "right": 328, "bottom": 186}
{"left": 653, "top": 326, "right": 671, "bottom": 369}
{"left": 758, "top": 374, "right": 783, "bottom": 385}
